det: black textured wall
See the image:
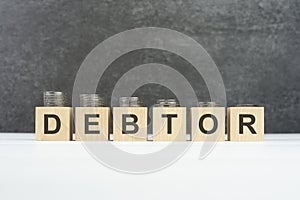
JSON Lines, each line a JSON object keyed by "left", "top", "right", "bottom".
{"left": 0, "top": 0, "right": 299, "bottom": 133}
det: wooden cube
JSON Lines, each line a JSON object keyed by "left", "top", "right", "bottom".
{"left": 152, "top": 107, "right": 186, "bottom": 141}
{"left": 75, "top": 107, "right": 110, "bottom": 141}
{"left": 35, "top": 107, "right": 72, "bottom": 141}
{"left": 191, "top": 107, "right": 225, "bottom": 141}
{"left": 113, "top": 107, "right": 147, "bottom": 141}
{"left": 228, "top": 107, "right": 264, "bottom": 141}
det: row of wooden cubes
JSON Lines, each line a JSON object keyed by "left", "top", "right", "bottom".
{"left": 35, "top": 106, "right": 264, "bottom": 141}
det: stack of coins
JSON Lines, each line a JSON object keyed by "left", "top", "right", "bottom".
{"left": 119, "top": 97, "right": 142, "bottom": 107}
{"left": 156, "top": 99, "right": 179, "bottom": 107}
{"left": 129, "top": 97, "right": 141, "bottom": 107}
{"left": 80, "top": 94, "right": 104, "bottom": 107}
{"left": 167, "top": 99, "right": 178, "bottom": 107}
{"left": 119, "top": 97, "right": 130, "bottom": 107}
{"left": 198, "top": 102, "right": 219, "bottom": 107}
{"left": 156, "top": 99, "right": 166, "bottom": 107}
{"left": 43, "top": 91, "right": 66, "bottom": 107}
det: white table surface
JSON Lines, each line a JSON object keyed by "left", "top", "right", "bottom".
{"left": 1, "top": 133, "right": 300, "bottom": 200}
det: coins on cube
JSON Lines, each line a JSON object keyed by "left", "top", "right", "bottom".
{"left": 80, "top": 94, "right": 104, "bottom": 107}
{"left": 43, "top": 91, "right": 66, "bottom": 107}
{"left": 155, "top": 98, "right": 179, "bottom": 107}
{"left": 198, "top": 102, "right": 219, "bottom": 107}
{"left": 119, "top": 97, "right": 142, "bottom": 107}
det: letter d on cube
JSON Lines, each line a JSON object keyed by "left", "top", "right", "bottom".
{"left": 35, "top": 107, "right": 72, "bottom": 141}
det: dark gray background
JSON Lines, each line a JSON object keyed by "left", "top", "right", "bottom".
{"left": 0, "top": 0, "right": 299, "bottom": 133}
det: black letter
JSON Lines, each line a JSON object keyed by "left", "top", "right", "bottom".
{"left": 44, "top": 114, "right": 61, "bottom": 134}
{"left": 239, "top": 114, "right": 256, "bottom": 134}
{"left": 85, "top": 114, "right": 100, "bottom": 134}
{"left": 162, "top": 114, "right": 177, "bottom": 134}
{"left": 122, "top": 114, "right": 139, "bottom": 134}
{"left": 199, "top": 114, "right": 218, "bottom": 134}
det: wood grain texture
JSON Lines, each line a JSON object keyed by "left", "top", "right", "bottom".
{"left": 113, "top": 107, "right": 147, "bottom": 141}
{"left": 35, "top": 107, "right": 72, "bottom": 141}
{"left": 75, "top": 107, "right": 110, "bottom": 141}
{"left": 191, "top": 107, "right": 225, "bottom": 141}
{"left": 228, "top": 107, "right": 264, "bottom": 141}
{"left": 152, "top": 107, "right": 186, "bottom": 141}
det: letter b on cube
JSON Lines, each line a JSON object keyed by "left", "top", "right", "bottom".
{"left": 113, "top": 107, "right": 148, "bottom": 141}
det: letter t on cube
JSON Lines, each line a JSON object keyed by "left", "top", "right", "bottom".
{"left": 152, "top": 107, "right": 186, "bottom": 141}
